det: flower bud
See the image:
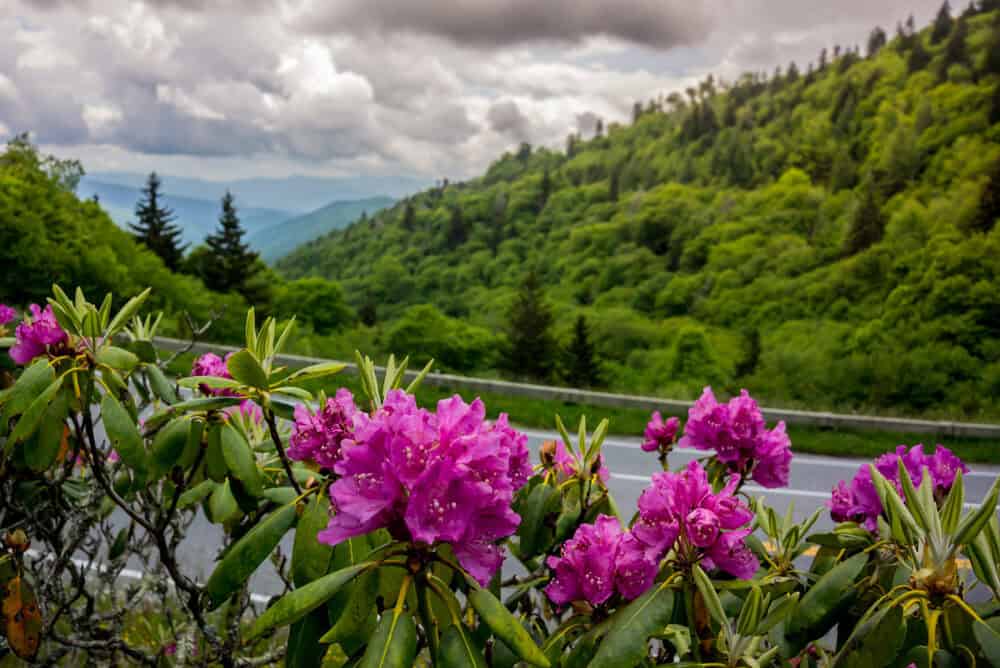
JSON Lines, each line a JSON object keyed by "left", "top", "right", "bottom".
{"left": 540, "top": 440, "right": 557, "bottom": 468}
{"left": 5, "top": 529, "right": 29, "bottom": 553}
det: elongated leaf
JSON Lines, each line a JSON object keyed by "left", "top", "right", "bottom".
{"left": 438, "top": 623, "right": 488, "bottom": 668}
{"left": 787, "top": 552, "right": 867, "bottom": 640}
{"left": 1, "top": 576, "right": 41, "bottom": 659}
{"left": 206, "top": 503, "right": 298, "bottom": 609}
{"left": 589, "top": 584, "right": 674, "bottom": 668}
{"left": 144, "top": 396, "right": 240, "bottom": 430}
{"left": 220, "top": 424, "right": 264, "bottom": 496}
{"left": 518, "top": 484, "right": 555, "bottom": 558}
{"left": 178, "top": 376, "right": 244, "bottom": 391}
{"left": 106, "top": 288, "right": 150, "bottom": 336}
{"left": 177, "top": 480, "right": 215, "bottom": 510}
{"left": 292, "top": 495, "right": 334, "bottom": 587}
{"left": 25, "top": 391, "right": 69, "bottom": 471}
{"left": 149, "top": 417, "right": 192, "bottom": 480}
{"left": 1, "top": 361, "right": 54, "bottom": 416}
{"left": 208, "top": 478, "right": 240, "bottom": 524}
{"left": 9, "top": 377, "right": 62, "bottom": 443}
{"left": 247, "top": 562, "right": 373, "bottom": 640}
{"left": 358, "top": 609, "right": 418, "bottom": 668}
{"left": 227, "top": 349, "right": 268, "bottom": 388}
{"left": 691, "top": 564, "right": 728, "bottom": 629}
{"left": 954, "top": 476, "right": 1000, "bottom": 548}
{"left": 284, "top": 362, "right": 347, "bottom": 386}
{"left": 101, "top": 393, "right": 147, "bottom": 474}
{"left": 145, "top": 365, "right": 178, "bottom": 405}
{"left": 96, "top": 346, "right": 139, "bottom": 373}
{"left": 468, "top": 586, "right": 549, "bottom": 667}
{"left": 940, "top": 471, "right": 964, "bottom": 534}
{"left": 205, "top": 425, "right": 227, "bottom": 482}
{"left": 974, "top": 619, "right": 1000, "bottom": 665}
{"left": 756, "top": 592, "right": 799, "bottom": 633}
{"left": 287, "top": 608, "right": 329, "bottom": 668}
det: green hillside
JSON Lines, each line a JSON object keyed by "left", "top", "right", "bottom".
{"left": 0, "top": 137, "right": 248, "bottom": 341}
{"left": 249, "top": 196, "right": 394, "bottom": 262}
{"left": 277, "top": 7, "right": 1000, "bottom": 420}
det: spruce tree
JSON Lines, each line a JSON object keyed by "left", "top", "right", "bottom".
{"left": 843, "top": 185, "right": 885, "bottom": 255}
{"left": 538, "top": 169, "right": 552, "bottom": 212}
{"left": 867, "top": 27, "right": 888, "bottom": 57}
{"left": 565, "top": 315, "right": 601, "bottom": 388}
{"left": 130, "top": 172, "right": 186, "bottom": 271}
{"left": 931, "top": 1, "right": 954, "bottom": 44}
{"left": 503, "top": 271, "right": 556, "bottom": 380}
{"left": 940, "top": 17, "right": 970, "bottom": 75}
{"left": 908, "top": 37, "right": 932, "bottom": 72}
{"left": 401, "top": 200, "right": 416, "bottom": 231}
{"left": 446, "top": 206, "right": 467, "bottom": 249}
{"left": 202, "top": 190, "right": 259, "bottom": 294}
{"left": 968, "top": 158, "right": 1000, "bottom": 233}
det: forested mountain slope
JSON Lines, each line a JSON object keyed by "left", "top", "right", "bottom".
{"left": 278, "top": 6, "right": 1000, "bottom": 420}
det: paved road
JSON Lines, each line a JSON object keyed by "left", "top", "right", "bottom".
{"left": 99, "top": 426, "right": 1000, "bottom": 599}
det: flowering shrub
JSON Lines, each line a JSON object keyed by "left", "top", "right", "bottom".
{"left": 0, "top": 286, "right": 998, "bottom": 667}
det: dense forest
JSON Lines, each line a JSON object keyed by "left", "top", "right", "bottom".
{"left": 275, "top": 4, "right": 1000, "bottom": 420}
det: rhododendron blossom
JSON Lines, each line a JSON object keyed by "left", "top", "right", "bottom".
{"left": 318, "top": 391, "right": 532, "bottom": 585}
{"left": 287, "top": 389, "right": 360, "bottom": 470}
{"left": 828, "top": 444, "right": 969, "bottom": 531}
{"left": 680, "top": 387, "right": 792, "bottom": 488}
{"left": 190, "top": 352, "right": 237, "bottom": 396}
{"left": 0, "top": 304, "right": 15, "bottom": 327}
{"left": 632, "top": 460, "right": 759, "bottom": 579}
{"left": 9, "top": 304, "right": 68, "bottom": 365}
{"left": 545, "top": 515, "right": 658, "bottom": 606}
{"left": 641, "top": 411, "right": 680, "bottom": 453}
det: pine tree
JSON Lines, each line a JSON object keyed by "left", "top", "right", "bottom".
{"left": 503, "top": 271, "right": 556, "bottom": 380}
{"left": 968, "top": 157, "right": 1000, "bottom": 233}
{"left": 908, "top": 37, "right": 932, "bottom": 72}
{"left": 843, "top": 186, "right": 886, "bottom": 255}
{"left": 538, "top": 169, "right": 552, "bottom": 212}
{"left": 931, "top": 1, "right": 954, "bottom": 44}
{"left": 202, "top": 190, "right": 259, "bottom": 295}
{"left": 982, "top": 14, "right": 1000, "bottom": 76}
{"left": 609, "top": 166, "right": 620, "bottom": 202}
{"left": 401, "top": 200, "right": 416, "bottom": 231}
{"left": 867, "top": 26, "right": 888, "bottom": 57}
{"left": 446, "top": 206, "right": 467, "bottom": 249}
{"left": 565, "top": 315, "right": 601, "bottom": 388}
{"left": 940, "top": 17, "right": 970, "bottom": 75}
{"left": 129, "top": 172, "right": 186, "bottom": 271}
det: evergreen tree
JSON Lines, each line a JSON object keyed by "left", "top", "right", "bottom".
{"left": 632, "top": 101, "right": 643, "bottom": 123}
{"left": 786, "top": 61, "right": 800, "bottom": 83}
{"left": 129, "top": 172, "right": 186, "bottom": 271}
{"left": 202, "top": 190, "right": 260, "bottom": 295}
{"left": 982, "top": 14, "right": 1000, "bottom": 76}
{"left": 401, "top": 200, "right": 416, "bottom": 231}
{"left": 565, "top": 315, "right": 601, "bottom": 388}
{"left": 931, "top": 1, "right": 954, "bottom": 44}
{"left": 503, "top": 271, "right": 556, "bottom": 380}
{"left": 843, "top": 185, "right": 886, "bottom": 255}
{"left": 538, "top": 169, "right": 552, "bottom": 212}
{"left": 990, "top": 84, "right": 1000, "bottom": 126}
{"left": 818, "top": 47, "right": 828, "bottom": 71}
{"left": 594, "top": 118, "right": 604, "bottom": 138}
{"left": 609, "top": 166, "right": 620, "bottom": 202}
{"left": 908, "top": 37, "right": 932, "bottom": 72}
{"left": 867, "top": 26, "right": 888, "bottom": 57}
{"left": 968, "top": 157, "right": 1000, "bottom": 233}
{"left": 446, "top": 206, "right": 467, "bottom": 249}
{"left": 940, "top": 17, "right": 970, "bottom": 75}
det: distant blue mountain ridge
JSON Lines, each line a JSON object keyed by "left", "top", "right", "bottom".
{"left": 77, "top": 177, "right": 395, "bottom": 263}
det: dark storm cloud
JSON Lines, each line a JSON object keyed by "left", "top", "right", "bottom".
{"left": 297, "top": 0, "right": 714, "bottom": 49}
{"left": 487, "top": 100, "right": 530, "bottom": 139}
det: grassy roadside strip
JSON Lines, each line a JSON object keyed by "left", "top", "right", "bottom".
{"left": 163, "top": 351, "right": 1000, "bottom": 465}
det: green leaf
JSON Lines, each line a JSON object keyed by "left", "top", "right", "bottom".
{"left": 208, "top": 478, "right": 240, "bottom": 524}
{"left": 787, "top": 551, "right": 867, "bottom": 641}
{"left": 24, "top": 391, "right": 69, "bottom": 471}
{"left": 517, "top": 484, "right": 556, "bottom": 558}
{"left": 227, "top": 349, "right": 268, "bottom": 389}
{"left": 953, "top": 476, "right": 1000, "bottom": 548}
{"left": 205, "top": 425, "right": 227, "bottom": 482}
{"left": 584, "top": 418, "right": 609, "bottom": 465}
{"left": 405, "top": 359, "right": 434, "bottom": 393}
{"left": 284, "top": 362, "right": 347, "bottom": 386}
{"left": 834, "top": 600, "right": 903, "bottom": 668}
{"left": 322, "top": 536, "right": 378, "bottom": 653}
{"left": 691, "top": 564, "right": 728, "bottom": 629}
{"left": 358, "top": 609, "right": 418, "bottom": 668}
{"left": 178, "top": 376, "right": 244, "bottom": 391}
{"left": 973, "top": 618, "right": 1000, "bottom": 665}
{"left": 149, "top": 417, "right": 192, "bottom": 480}
{"left": 9, "top": 377, "right": 63, "bottom": 444}
{"left": 219, "top": 424, "right": 264, "bottom": 496}
{"left": 467, "top": 586, "right": 549, "bottom": 667}
{"left": 206, "top": 503, "right": 298, "bottom": 609}
{"left": 2, "top": 361, "right": 55, "bottom": 416}
{"left": 940, "top": 471, "right": 964, "bottom": 534}
{"left": 245, "top": 308, "right": 257, "bottom": 352}
{"left": 96, "top": 346, "right": 139, "bottom": 373}
{"left": 438, "top": 623, "right": 487, "bottom": 668}
{"left": 177, "top": 480, "right": 215, "bottom": 510}
{"left": 145, "top": 365, "right": 178, "bottom": 405}
{"left": 106, "top": 288, "right": 151, "bottom": 336}
{"left": 736, "top": 586, "right": 763, "bottom": 637}
{"left": 101, "top": 393, "right": 147, "bottom": 474}
{"left": 756, "top": 592, "right": 799, "bottom": 634}
{"left": 897, "top": 459, "right": 933, "bottom": 535}
{"left": 144, "top": 396, "right": 240, "bottom": 431}
{"left": 589, "top": 584, "right": 674, "bottom": 668}
{"left": 246, "top": 562, "right": 373, "bottom": 640}
{"left": 292, "top": 495, "right": 334, "bottom": 588}
{"left": 287, "top": 608, "right": 330, "bottom": 668}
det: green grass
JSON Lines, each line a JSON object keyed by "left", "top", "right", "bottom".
{"left": 163, "top": 352, "right": 1000, "bottom": 465}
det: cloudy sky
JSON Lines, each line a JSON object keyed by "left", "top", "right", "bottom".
{"left": 1, "top": 0, "right": 943, "bottom": 182}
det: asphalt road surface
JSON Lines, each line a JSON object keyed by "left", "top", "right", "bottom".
{"left": 121, "top": 426, "right": 996, "bottom": 600}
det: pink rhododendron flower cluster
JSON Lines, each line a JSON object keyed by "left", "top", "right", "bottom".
{"left": 641, "top": 411, "right": 680, "bottom": 453}
{"left": 287, "top": 389, "right": 360, "bottom": 470}
{"left": 318, "top": 391, "right": 532, "bottom": 585}
{"left": 631, "top": 460, "right": 759, "bottom": 579}
{"left": 680, "top": 387, "right": 792, "bottom": 488}
{"left": 545, "top": 515, "right": 658, "bottom": 606}
{"left": 9, "top": 304, "right": 68, "bottom": 365}
{"left": 828, "top": 444, "right": 968, "bottom": 531}
{"left": 190, "top": 352, "right": 238, "bottom": 396}
{"left": 0, "top": 304, "right": 15, "bottom": 327}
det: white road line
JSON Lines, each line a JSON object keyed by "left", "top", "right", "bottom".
{"left": 519, "top": 428, "right": 1000, "bottom": 477}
